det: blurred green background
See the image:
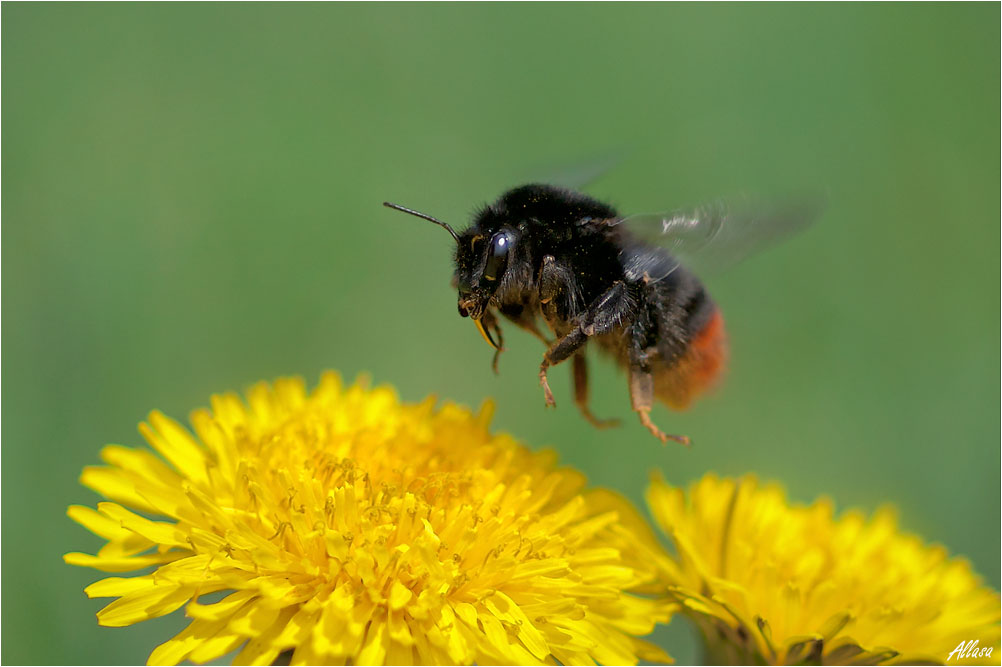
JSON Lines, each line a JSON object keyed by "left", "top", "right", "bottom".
{"left": 3, "top": 3, "right": 998, "bottom": 664}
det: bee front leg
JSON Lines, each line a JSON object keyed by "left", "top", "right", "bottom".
{"left": 538, "top": 279, "right": 632, "bottom": 409}
{"left": 489, "top": 316, "right": 504, "bottom": 375}
{"left": 538, "top": 328, "right": 586, "bottom": 408}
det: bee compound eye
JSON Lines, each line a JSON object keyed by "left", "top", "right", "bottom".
{"left": 483, "top": 231, "right": 513, "bottom": 282}
{"left": 491, "top": 233, "right": 510, "bottom": 256}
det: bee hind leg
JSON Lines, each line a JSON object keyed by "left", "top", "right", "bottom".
{"left": 572, "top": 353, "right": 620, "bottom": 429}
{"left": 629, "top": 356, "right": 690, "bottom": 447}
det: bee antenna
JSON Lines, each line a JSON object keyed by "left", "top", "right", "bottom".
{"left": 383, "top": 201, "right": 459, "bottom": 243}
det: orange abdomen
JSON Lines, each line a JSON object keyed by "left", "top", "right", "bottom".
{"left": 655, "top": 308, "right": 728, "bottom": 410}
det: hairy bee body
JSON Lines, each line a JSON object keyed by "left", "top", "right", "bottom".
{"left": 457, "top": 184, "right": 726, "bottom": 443}
{"left": 385, "top": 180, "right": 817, "bottom": 444}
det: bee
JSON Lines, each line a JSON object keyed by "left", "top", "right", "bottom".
{"left": 384, "top": 184, "right": 821, "bottom": 445}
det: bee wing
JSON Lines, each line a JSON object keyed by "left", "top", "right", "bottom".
{"left": 614, "top": 192, "right": 825, "bottom": 282}
{"left": 522, "top": 151, "right": 624, "bottom": 191}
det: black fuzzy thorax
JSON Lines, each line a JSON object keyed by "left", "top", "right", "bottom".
{"left": 467, "top": 184, "right": 624, "bottom": 304}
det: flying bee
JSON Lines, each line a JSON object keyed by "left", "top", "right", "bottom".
{"left": 384, "top": 184, "right": 822, "bottom": 445}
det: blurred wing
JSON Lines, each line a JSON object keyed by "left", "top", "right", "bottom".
{"left": 521, "top": 150, "right": 625, "bottom": 191}
{"left": 614, "top": 192, "right": 825, "bottom": 282}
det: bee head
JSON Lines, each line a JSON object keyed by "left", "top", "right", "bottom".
{"left": 454, "top": 227, "right": 518, "bottom": 318}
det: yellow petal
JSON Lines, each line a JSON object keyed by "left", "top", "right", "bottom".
{"left": 232, "top": 607, "right": 297, "bottom": 666}
{"left": 388, "top": 581, "right": 413, "bottom": 611}
{"left": 85, "top": 575, "right": 157, "bottom": 598}
{"left": 67, "top": 505, "right": 155, "bottom": 558}
{"left": 387, "top": 610, "right": 415, "bottom": 647}
{"left": 187, "top": 590, "right": 256, "bottom": 621}
{"left": 67, "top": 505, "right": 132, "bottom": 542}
{"left": 96, "top": 502, "right": 187, "bottom": 547}
{"left": 100, "top": 444, "right": 183, "bottom": 487}
{"left": 228, "top": 598, "right": 280, "bottom": 637}
{"left": 631, "top": 637, "right": 674, "bottom": 664}
{"left": 147, "top": 618, "right": 227, "bottom": 666}
{"left": 384, "top": 639, "right": 415, "bottom": 666}
{"left": 356, "top": 618, "right": 388, "bottom": 666}
{"left": 187, "top": 631, "right": 245, "bottom": 665}
{"left": 485, "top": 592, "right": 549, "bottom": 660}
{"left": 190, "top": 408, "right": 237, "bottom": 479}
{"left": 273, "top": 604, "right": 318, "bottom": 649}
{"left": 140, "top": 411, "right": 209, "bottom": 486}
{"left": 97, "top": 583, "right": 192, "bottom": 626}
{"left": 79, "top": 467, "right": 161, "bottom": 516}
{"left": 478, "top": 611, "right": 541, "bottom": 665}
{"left": 64, "top": 550, "right": 186, "bottom": 573}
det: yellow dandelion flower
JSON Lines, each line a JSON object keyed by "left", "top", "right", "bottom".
{"left": 65, "top": 373, "right": 673, "bottom": 666}
{"left": 645, "top": 473, "right": 1000, "bottom": 665}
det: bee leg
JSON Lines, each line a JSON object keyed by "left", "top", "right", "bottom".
{"left": 628, "top": 356, "right": 691, "bottom": 447}
{"left": 489, "top": 316, "right": 505, "bottom": 375}
{"left": 539, "top": 280, "right": 631, "bottom": 408}
{"left": 539, "top": 329, "right": 586, "bottom": 408}
{"left": 477, "top": 309, "right": 506, "bottom": 373}
{"left": 572, "top": 353, "right": 620, "bottom": 429}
